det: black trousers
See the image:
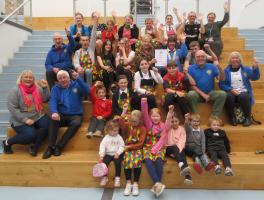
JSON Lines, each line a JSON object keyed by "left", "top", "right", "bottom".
{"left": 48, "top": 115, "right": 82, "bottom": 149}
{"left": 103, "top": 154, "right": 123, "bottom": 177}
{"left": 46, "top": 70, "right": 57, "bottom": 90}
{"left": 166, "top": 145, "right": 188, "bottom": 168}
{"left": 225, "top": 92, "right": 251, "bottom": 120}
{"left": 124, "top": 168, "right": 142, "bottom": 182}
{"left": 164, "top": 93, "right": 191, "bottom": 115}
{"left": 208, "top": 149, "right": 231, "bottom": 168}
{"left": 102, "top": 70, "right": 116, "bottom": 91}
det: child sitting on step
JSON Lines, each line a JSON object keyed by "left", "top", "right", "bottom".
{"left": 184, "top": 113, "right": 214, "bottom": 174}
{"left": 151, "top": 107, "right": 193, "bottom": 185}
{"left": 87, "top": 81, "right": 112, "bottom": 138}
{"left": 117, "top": 106, "right": 146, "bottom": 197}
{"left": 204, "top": 116, "right": 233, "bottom": 176}
{"left": 141, "top": 98, "right": 174, "bottom": 198}
{"left": 98, "top": 119, "right": 125, "bottom": 187}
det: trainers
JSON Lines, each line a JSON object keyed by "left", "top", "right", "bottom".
{"left": 184, "top": 174, "right": 193, "bottom": 185}
{"left": 132, "top": 182, "right": 139, "bottom": 196}
{"left": 2, "top": 140, "right": 13, "bottom": 154}
{"left": 123, "top": 182, "right": 132, "bottom": 196}
{"left": 155, "top": 182, "right": 165, "bottom": 198}
{"left": 180, "top": 166, "right": 191, "bottom": 176}
{"left": 94, "top": 130, "right": 103, "bottom": 138}
{"left": 114, "top": 177, "right": 121, "bottom": 187}
{"left": 86, "top": 132, "right": 93, "bottom": 139}
{"left": 215, "top": 165, "right": 222, "bottom": 175}
{"left": 205, "top": 162, "right": 215, "bottom": 171}
{"left": 225, "top": 167, "right": 234, "bottom": 176}
{"left": 193, "top": 162, "right": 203, "bottom": 174}
{"left": 100, "top": 176, "right": 108, "bottom": 186}
{"left": 150, "top": 183, "right": 157, "bottom": 195}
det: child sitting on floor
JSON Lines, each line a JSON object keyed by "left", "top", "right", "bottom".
{"left": 204, "top": 116, "right": 233, "bottom": 176}
{"left": 87, "top": 81, "right": 112, "bottom": 138}
{"left": 184, "top": 113, "right": 214, "bottom": 174}
{"left": 98, "top": 119, "right": 125, "bottom": 187}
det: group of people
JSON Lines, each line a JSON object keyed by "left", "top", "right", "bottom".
{"left": 2, "top": 2, "right": 261, "bottom": 198}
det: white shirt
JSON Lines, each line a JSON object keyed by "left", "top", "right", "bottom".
{"left": 231, "top": 68, "right": 247, "bottom": 92}
{"left": 134, "top": 70, "right": 163, "bottom": 94}
{"left": 99, "top": 134, "right": 125, "bottom": 158}
{"left": 119, "top": 88, "right": 128, "bottom": 95}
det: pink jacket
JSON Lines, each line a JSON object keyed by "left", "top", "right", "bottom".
{"left": 151, "top": 112, "right": 186, "bottom": 154}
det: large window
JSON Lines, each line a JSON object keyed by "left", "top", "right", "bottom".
{"left": 130, "top": 0, "right": 152, "bottom": 15}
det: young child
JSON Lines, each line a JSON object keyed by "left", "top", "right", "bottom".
{"left": 118, "top": 107, "right": 146, "bottom": 196}
{"left": 152, "top": 110, "right": 193, "bottom": 185}
{"left": 87, "top": 81, "right": 112, "bottom": 138}
{"left": 184, "top": 113, "right": 214, "bottom": 174}
{"left": 204, "top": 116, "right": 233, "bottom": 176}
{"left": 163, "top": 61, "right": 194, "bottom": 116}
{"left": 134, "top": 59, "right": 163, "bottom": 109}
{"left": 141, "top": 98, "right": 174, "bottom": 197}
{"left": 98, "top": 119, "right": 125, "bottom": 187}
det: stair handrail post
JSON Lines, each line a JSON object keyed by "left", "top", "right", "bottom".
{"left": 196, "top": 0, "right": 200, "bottom": 14}
{"left": 73, "top": 0, "right": 77, "bottom": 23}
{"left": 164, "top": 0, "right": 168, "bottom": 17}
{"left": 134, "top": 0, "right": 137, "bottom": 25}
{"left": 29, "top": 0, "right": 32, "bottom": 29}
{"left": 227, "top": 0, "right": 231, "bottom": 27}
{"left": 102, "top": 0, "right": 108, "bottom": 17}
{"left": 0, "top": 0, "right": 30, "bottom": 26}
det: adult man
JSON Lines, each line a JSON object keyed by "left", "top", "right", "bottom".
{"left": 42, "top": 70, "right": 89, "bottom": 159}
{"left": 45, "top": 28, "right": 75, "bottom": 89}
{"left": 186, "top": 50, "right": 226, "bottom": 117}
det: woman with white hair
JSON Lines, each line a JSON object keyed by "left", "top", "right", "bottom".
{"left": 3, "top": 70, "right": 50, "bottom": 156}
{"left": 219, "top": 52, "right": 260, "bottom": 126}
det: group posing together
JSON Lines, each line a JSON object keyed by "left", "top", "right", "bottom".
{"left": 2, "top": 2, "right": 260, "bottom": 198}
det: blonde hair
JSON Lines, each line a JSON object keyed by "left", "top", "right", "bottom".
{"left": 141, "top": 34, "right": 152, "bottom": 42}
{"left": 104, "top": 119, "right": 120, "bottom": 135}
{"left": 208, "top": 116, "right": 223, "bottom": 127}
{"left": 190, "top": 113, "right": 201, "bottom": 121}
{"left": 131, "top": 110, "right": 142, "bottom": 124}
{"left": 228, "top": 51, "right": 243, "bottom": 65}
{"left": 16, "top": 70, "right": 35, "bottom": 85}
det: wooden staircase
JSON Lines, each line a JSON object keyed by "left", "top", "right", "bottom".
{"left": 0, "top": 27, "right": 264, "bottom": 189}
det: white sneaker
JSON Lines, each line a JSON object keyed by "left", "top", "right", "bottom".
{"left": 86, "top": 132, "right": 93, "bottom": 139}
{"left": 94, "top": 130, "right": 103, "bottom": 138}
{"left": 132, "top": 182, "right": 139, "bottom": 196}
{"left": 123, "top": 182, "right": 132, "bottom": 196}
{"left": 114, "top": 177, "right": 121, "bottom": 187}
{"left": 150, "top": 183, "right": 157, "bottom": 195}
{"left": 155, "top": 182, "right": 165, "bottom": 198}
{"left": 100, "top": 176, "right": 108, "bottom": 186}
{"left": 225, "top": 167, "right": 234, "bottom": 176}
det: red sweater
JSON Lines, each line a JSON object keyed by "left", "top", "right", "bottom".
{"left": 90, "top": 86, "right": 112, "bottom": 118}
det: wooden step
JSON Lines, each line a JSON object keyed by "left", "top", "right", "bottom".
{"left": 222, "top": 38, "right": 245, "bottom": 51}
{"left": 0, "top": 151, "right": 264, "bottom": 189}
{"left": 6, "top": 124, "right": 264, "bottom": 152}
{"left": 221, "top": 28, "right": 238, "bottom": 39}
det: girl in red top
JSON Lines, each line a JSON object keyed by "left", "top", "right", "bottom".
{"left": 87, "top": 81, "right": 112, "bottom": 138}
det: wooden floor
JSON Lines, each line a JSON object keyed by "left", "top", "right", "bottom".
{"left": 1, "top": 27, "right": 264, "bottom": 189}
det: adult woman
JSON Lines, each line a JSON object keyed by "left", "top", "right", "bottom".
{"left": 203, "top": 2, "right": 229, "bottom": 58}
{"left": 3, "top": 70, "right": 50, "bottom": 156}
{"left": 118, "top": 15, "right": 139, "bottom": 51}
{"left": 219, "top": 52, "right": 260, "bottom": 126}
{"left": 116, "top": 37, "right": 136, "bottom": 88}
{"left": 69, "top": 12, "right": 90, "bottom": 50}
{"left": 97, "top": 39, "right": 116, "bottom": 91}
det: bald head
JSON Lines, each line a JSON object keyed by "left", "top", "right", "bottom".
{"left": 53, "top": 32, "right": 63, "bottom": 46}
{"left": 195, "top": 50, "right": 207, "bottom": 66}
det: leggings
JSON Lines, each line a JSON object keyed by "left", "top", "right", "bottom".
{"left": 124, "top": 167, "right": 142, "bottom": 182}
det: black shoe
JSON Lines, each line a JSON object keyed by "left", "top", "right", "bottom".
{"left": 53, "top": 146, "right": 62, "bottom": 156}
{"left": 230, "top": 117, "right": 237, "bottom": 126}
{"left": 28, "top": 145, "right": 37, "bottom": 157}
{"left": 2, "top": 140, "right": 13, "bottom": 154}
{"left": 42, "top": 147, "right": 54, "bottom": 159}
{"left": 243, "top": 118, "right": 252, "bottom": 127}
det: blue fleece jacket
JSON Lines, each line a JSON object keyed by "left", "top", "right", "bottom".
{"left": 219, "top": 65, "right": 260, "bottom": 104}
{"left": 166, "top": 43, "right": 188, "bottom": 72}
{"left": 45, "top": 36, "right": 75, "bottom": 71}
{"left": 49, "top": 78, "right": 89, "bottom": 115}
{"left": 70, "top": 24, "right": 90, "bottom": 37}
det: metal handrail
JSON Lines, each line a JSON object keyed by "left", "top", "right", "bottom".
{"left": 245, "top": 0, "right": 258, "bottom": 8}
{"left": 0, "top": 0, "right": 31, "bottom": 26}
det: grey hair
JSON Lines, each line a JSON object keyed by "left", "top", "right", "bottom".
{"left": 16, "top": 70, "right": 35, "bottom": 85}
{"left": 57, "top": 70, "right": 70, "bottom": 79}
{"left": 228, "top": 51, "right": 243, "bottom": 65}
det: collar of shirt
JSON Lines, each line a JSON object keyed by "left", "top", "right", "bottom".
{"left": 192, "top": 128, "right": 201, "bottom": 132}
{"left": 119, "top": 88, "right": 128, "bottom": 95}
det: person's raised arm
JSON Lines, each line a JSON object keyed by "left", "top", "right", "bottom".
{"left": 218, "top": 1, "right": 229, "bottom": 28}
{"left": 141, "top": 98, "right": 152, "bottom": 129}
{"left": 90, "top": 12, "right": 99, "bottom": 52}
{"left": 197, "top": 13, "right": 205, "bottom": 35}
{"left": 204, "top": 44, "right": 218, "bottom": 62}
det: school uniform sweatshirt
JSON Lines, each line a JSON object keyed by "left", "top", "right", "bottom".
{"left": 99, "top": 134, "right": 125, "bottom": 158}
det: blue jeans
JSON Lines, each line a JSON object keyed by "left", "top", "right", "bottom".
{"left": 145, "top": 158, "right": 164, "bottom": 183}
{"left": 9, "top": 115, "right": 50, "bottom": 148}
{"left": 80, "top": 69, "right": 92, "bottom": 87}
